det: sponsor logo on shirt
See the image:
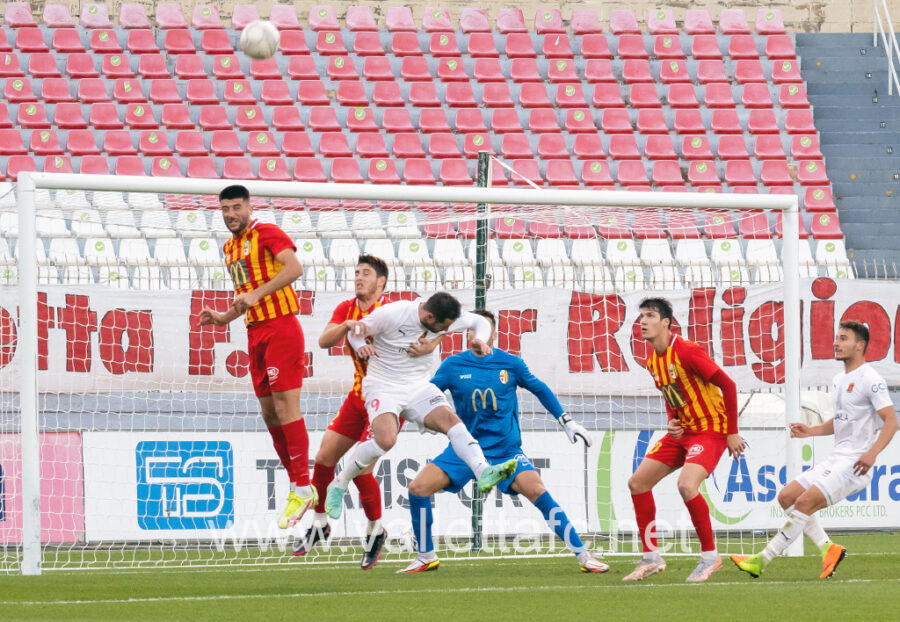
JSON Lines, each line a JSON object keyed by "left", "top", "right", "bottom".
{"left": 499, "top": 370, "right": 509, "bottom": 384}
{"left": 873, "top": 382, "right": 886, "bottom": 393}
{"left": 847, "top": 382, "right": 855, "bottom": 393}
{"left": 459, "top": 374, "right": 472, "bottom": 379}
{"left": 471, "top": 388, "right": 498, "bottom": 412}
{"left": 243, "top": 240, "right": 251, "bottom": 255}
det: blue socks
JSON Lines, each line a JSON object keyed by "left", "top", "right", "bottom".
{"left": 409, "top": 493, "right": 434, "bottom": 554}
{"left": 534, "top": 491, "right": 585, "bottom": 555}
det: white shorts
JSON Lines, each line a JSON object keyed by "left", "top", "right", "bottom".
{"left": 362, "top": 381, "right": 449, "bottom": 428}
{"left": 796, "top": 454, "right": 872, "bottom": 507}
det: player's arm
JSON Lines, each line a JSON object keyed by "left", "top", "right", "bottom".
{"left": 319, "top": 321, "right": 350, "bottom": 349}
{"left": 789, "top": 418, "right": 835, "bottom": 438}
{"left": 346, "top": 302, "right": 399, "bottom": 358}
{"left": 682, "top": 343, "right": 744, "bottom": 458}
{"left": 407, "top": 333, "right": 444, "bottom": 358}
{"left": 198, "top": 305, "right": 241, "bottom": 327}
{"left": 853, "top": 405, "right": 898, "bottom": 475}
{"left": 232, "top": 247, "right": 303, "bottom": 315}
{"left": 512, "top": 358, "right": 590, "bottom": 446}
{"left": 446, "top": 312, "right": 492, "bottom": 355}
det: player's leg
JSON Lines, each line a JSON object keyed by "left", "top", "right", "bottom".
{"left": 775, "top": 480, "right": 837, "bottom": 571}
{"left": 511, "top": 468, "right": 609, "bottom": 573}
{"left": 413, "top": 387, "right": 516, "bottom": 493}
{"left": 676, "top": 463, "right": 722, "bottom": 582}
{"left": 325, "top": 410, "right": 400, "bottom": 519}
{"left": 294, "top": 428, "right": 356, "bottom": 556}
{"left": 623, "top": 435, "right": 681, "bottom": 581}
{"left": 734, "top": 456, "right": 860, "bottom": 579}
{"left": 270, "top": 388, "right": 316, "bottom": 528}
{"left": 398, "top": 461, "right": 454, "bottom": 574}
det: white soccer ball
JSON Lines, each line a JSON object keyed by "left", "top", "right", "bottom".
{"left": 240, "top": 20, "right": 280, "bottom": 60}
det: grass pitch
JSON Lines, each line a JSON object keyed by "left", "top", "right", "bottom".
{"left": 1, "top": 534, "right": 898, "bottom": 621}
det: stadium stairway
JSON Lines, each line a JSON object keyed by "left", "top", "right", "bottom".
{"left": 797, "top": 33, "right": 900, "bottom": 264}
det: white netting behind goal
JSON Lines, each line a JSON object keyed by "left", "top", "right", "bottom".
{"left": 0, "top": 178, "right": 805, "bottom": 571}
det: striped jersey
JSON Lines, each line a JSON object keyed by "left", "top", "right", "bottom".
{"left": 223, "top": 219, "right": 299, "bottom": 324}
{"left": 329, "top": 295, "right": 388, "bottom": 397}
{"left": 645, "top": 334, "right": 729, "bottom": 434}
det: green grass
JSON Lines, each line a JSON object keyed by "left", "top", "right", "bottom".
{"left": 2, "top": 534, "right": 898, "bottom": 621}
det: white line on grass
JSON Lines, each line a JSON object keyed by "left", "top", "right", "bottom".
{"left": 5, "top": 577, "right": 900, "bottom": 607}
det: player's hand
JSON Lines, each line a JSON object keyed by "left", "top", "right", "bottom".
{"left": 407, "top": 336, "right": 433, "bottom": 358}
{"left": 198, "top": 308, "right": 226, "bottom": 326}
{"left": 726, "top": 434, "right": 746, "bottom": 459}
{"left": 559, "top": 414, "right": 592, "bottom": 447}
{"left": 667, "top": 418, "right": 683, "bottom": 439}
{"left": 346, "top": 320, "right": 369, "bottom": 339}
{"left": 356, "top": 344, "right": 378, "bottom": 360}
{"left": 853, "top": 450, "right": 876, "bottom": 476}
{"left": 232, "top": 291, "right": 260, "bottom": 315}
{"left": 789, "top": 422, "right": 812, "bottom": 438}
{"left": 470, "top": 338, "right": 492, "bottom": 357}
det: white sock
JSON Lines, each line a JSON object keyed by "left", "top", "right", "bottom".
{"left": 366, "top": 519, "right": 382, "bottom": 536}
{"left": 313, "top": 512, "right": 328, "bottom": 527}
{"left": 418, "top": 550, "right": 438, "bottom": 562}
{"left": 804, "top": 513, "right": 830, "bottom": 551}
{"left": 295, "top": 485, "right": 312, "bottom": 498}
{"left": 642, "top": 550, "right": 663, "bottom": 562}
{"left": 447, "top": 423, "right": 488, "bottom": 479}
{"left": 762, "top": 510, "right": 810, "bottom": 563}
{"left": 700, "top": 550, "right": 719, "bottom": 562}
{"left": 337, "top": 439, "right": 386, "bottom": 488}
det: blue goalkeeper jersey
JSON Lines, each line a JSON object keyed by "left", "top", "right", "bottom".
{"left": 430, "top": 349, "right": 565, "bottom": 456}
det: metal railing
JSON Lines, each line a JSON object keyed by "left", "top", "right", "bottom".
{"left": 874, "top": 0, "right": 900, "bottom": 95}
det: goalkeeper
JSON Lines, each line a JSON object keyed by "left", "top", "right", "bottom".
{"left": 399, "top": 310, "right": 608, "bottom": 574}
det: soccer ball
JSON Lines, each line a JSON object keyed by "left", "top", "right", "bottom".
{"left": 240, "top": 20, "right": 280, "bottom": 60}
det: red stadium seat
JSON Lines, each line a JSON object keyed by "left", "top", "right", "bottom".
{"left": 617, "top": 35, "right": 648, "bottom": 59}
{"left": 367, "top": 158, "right": 400, "bottom": 184}
{"left": 756, "top": 9, "right": 787, "bottom": 35}
{"left": 581, "top": 34, "right": 612, "bottom": 59}
{"left": 128, "top": 30, "right": 159, "bottom": 54}
{"left": 610, "top": 10, "right": 640, "bottom": 35}
{"left": 54, "top": 102, "right": 88, "bottom": 128}
{"left": 282, "top": 132, "right": 314, "bottom": 157}
{"left": 53, "top": 28, "right": 87, "bottom": 53}
{"left": 497, "top": 8, "right": 527, "bottom": 34}
{"left": 309, "top": 5, "right": 339, "bottom": 31}
{"left": 645, "top": 134, "right": 676, "bottom": 160}
{"left": 654, "top": 35, "right": 685, "bottom": 58}
{"left": 174, "top": 131, "right": 207, "bottom": 157}
{"left": 690, "top": 35, "right": 722, "bottom": 59}
{"left": 198, "top": 105, "right": 231, "bottom": 131}
{"left": 682, "top": 135, "right": 713, "bottom": 160}
{"left": 759, "top": 160, "right": 793, "bottom": 186}
{"left": 636, "top": 109, "right": 668, "bottom": 134}
{"left": 717, "top": 135, "right": 749, "bottom": 160}
{"left": 754, "top": 135, "right": 786, "bottom": 160}
{"left": 725, "top": 160, "right": 757, "bottom": 186}
{"left": 67, "top": 129, "right": 100, "bottom": 155}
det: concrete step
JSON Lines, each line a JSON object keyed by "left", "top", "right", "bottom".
{"left": 842, "top": 223, "right": 900, "bottom": 240}
{"left": 819, "top": 131, "right": 900, "bottom": 145}
{"left": 801, "top": 69, "right": 891, "bottom": 83}
{"left": 806, "top": 95, "right": 900, "bottom": 108}
{"left": 832, "top": 209, "right": 900, "bottom": 223}
{"left": 831, "top": 181, "right": 899, "bottom": 196}
{"left": 813, "top": 118, "right": 900, "bottom": 133}
{"left": 825, "top": 157, "right": 900, "bottom": 172}
{"left": 801, "top": 56, "right": 890, "bottom": 72}
{"left": 836, "top": 196, "right": 899, "bottom": 210}
{"left": 797, "top": 33, "right": 882, "bottom": 49}
{"left": 806, "top": 82, "right": 889, "bottom": 95}
{"left": 821, "top": 143, "right": 898, "bottom": 158}
{"left": 810, "top": 105, "right": 900, "bottom": 119}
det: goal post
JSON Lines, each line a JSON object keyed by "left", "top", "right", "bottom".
{"left": 10, "top": 171, "right": 802, "bottom": 574}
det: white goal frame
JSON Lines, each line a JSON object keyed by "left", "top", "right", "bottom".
{"left": 15, "top": 171, "right": 802, "bottom": 574}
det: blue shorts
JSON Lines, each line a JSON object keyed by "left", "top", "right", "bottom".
{"left": 431, "top": 445, "right": 535, "bottom": 495}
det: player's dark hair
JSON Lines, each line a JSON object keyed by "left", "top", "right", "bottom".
{"left": 639, "top": 297, "right": 674, "bottom": 328}
{"left": 839, "top": 320, "right": 869, "bottom": 353}
{"left": 357, "top": 254, "right": 389, "bottom": 280}
{"left": 472, "top": 308, "right": 495, "bottom": 328}
{"left": 219, "top": 184, "right": 250, "bottom": 202}
{"left": 423, "top": 292, "right": 461, "bottom": 323}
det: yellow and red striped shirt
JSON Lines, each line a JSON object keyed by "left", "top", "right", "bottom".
{"left": 330, "top": 295, "right": 388, "bottom": 397}
{"left": 645, "top": 334, "right": 728, "bottom": 434}
{"left": 223, "top": 220, "right": 299, "bottom": 325}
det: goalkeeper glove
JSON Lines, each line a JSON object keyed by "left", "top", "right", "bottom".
{"left": 559, "top": 414, "right": 592, "bottom": 447}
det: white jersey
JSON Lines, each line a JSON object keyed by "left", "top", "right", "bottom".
{"left": 347, "top": 299, "right": 491, "bottom": 389}
{"left": 831, "top": 363, "right": 893, "bottom": 458}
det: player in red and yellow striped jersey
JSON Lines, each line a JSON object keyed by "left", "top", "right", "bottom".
{"left": 296, "top": 254, "right": 440, "bottom": 569}
{"left": 197, "top": 185, "right": 315, "bottom": 531}
{"left": 623, "top": 298, "right": 745, "bottom": 584}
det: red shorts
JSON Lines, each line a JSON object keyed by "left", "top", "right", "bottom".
{"left": 327, "top": 391, "right": 371, "bottom": 442}
{"left": 247, "top": 314, "right": 305, "bottom": 398}
{"left": 645, "top": 431, "right": 727, "bottom": 475}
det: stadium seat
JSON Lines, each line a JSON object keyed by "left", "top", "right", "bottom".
{"left": 660, "top": 60, "right": 691, "bottom": 83}
{"left": 766, "top": 35, "right": 796, "bottom": 59}
{"left": 54, "top": 28, "right": 87, "bottom": 53}
{"left": 649, "top": 9, "right": 677, "bottom": 34}
{"left": 741, "top": 83, "right": 773, "bottom": 108}
{"left": 609, "top": 133, "right": 640, "bottom": 159}
{"left": 717, "top": 135, "right": 749, "bottom": 159}
{"left": 772, "top": 59, "right": 803, "bottom": 84}
{"left": 309, "top": 5, "right": 339, "bottom": 31}
{"left": 810, "top": 213, "right": 843, "bottom": 240}
{"left": 757, "top": 9, "right": 787, "bottom": 34}
{"left": 17, "top": 103, "right": 49, "bottom": 128}
{"left": 729, "top": 35, "right": 759, "bottom": 59}
{"left": 54, "top": 102, "right": 87, "bottom": 128}
{"left": 174, "top": 55, "right": 207, "bottom": 80}
{"left": 102, "top": 53, "right": 135, "bottom": 79}
{"left": 687, "top": 161, "right": 719, "bottom": 186}
{"left": 804, "top": 186, "right": 836, "bottom": 212}
{"left": 231, "top": 5, "right": 260, "bottom": 29}
{"left": 725, "top": 160, "right": 757, "bottom": 186}
{"left": 779, "top": 84, "right": 810, "bottom": 109}
{"left": 710, "top": 109, "right": 742, "bottom": 134}
{"left": 651, "top": 160, "right": 684, "bottom": 186}
{"left": 128, "top": 30, "right": 159, "bottom": 54}
{"left": 506, "top": 33, "right": 536, "bottom": 58}
{"left": 623, "top": 60, "right": 653, "bottom": 83}
{"left": 668, "top": 84, "right": 699, "bottom": 108}
{"left": 573, "top": 134, "right": 605, "bottom": 159}
{"left": 581, "top": 34, "right": 612, "bottom": 59}
{"left": 200, "top": 29, "right": 231, "bottom": 53}
{"left": 593, "top": 84, "right": 625, "bottom": 108}
{"left": 79, "top": 3, "right": 112, "bottom": 28}
{"left": 757, "top": 160, "right": 792, "bottom": 186}
{"left": 747, "top": 109, "right": 779, "bottom": 134}
{"left": 496, "top": 8, "right": 527, "bottom": 33}
{"left": 645, "top": 134, "right": 677, "bottom": 159}
{"left": 719, "top": 9, "right": 751, "bottom": 34}
{"left": 630, "top": 83, "right": 660, "bottom": 107}
{"left": 610, "top": 10, "right": 640, "bottom": 34}
{"left": 4, "top": 2, "right": 37, "bottom": 27}
{"left": 682, "top": 135, "right": 713, "bottom": 160}
{"left": 15, "top": 28, "right": 50, "bottom": 52}
{"left": 697, "top": 60, "right": 727, "bottom": 83}
{"left": 441, "top": 59, "right": 471, "bottom": 84}
{"left": 293, "top": 158, "right": 327, "bottom": 183}
{"left": 137, "top": 53, "right": 168, "bottom": 78}
{"left": 543, "top": 33, "right": 573, "bottom": 58}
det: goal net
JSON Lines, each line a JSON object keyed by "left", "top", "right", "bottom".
{"left": 2, "top": 172, "right": 810, "bottom": 572}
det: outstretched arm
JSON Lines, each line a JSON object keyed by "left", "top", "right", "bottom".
{"left": 446, "top": 312, "right": 492, "bottom": 355}
{"left": 515, "top": 358, "right": 591, "bottom": 446}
